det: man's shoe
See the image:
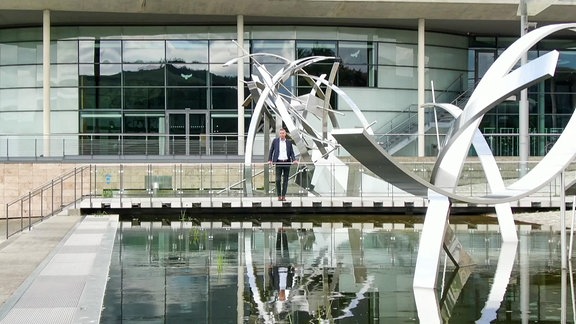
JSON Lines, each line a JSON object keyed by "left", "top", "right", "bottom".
{"left": 278, "top": 197, "right": 282, "bottom": 201}
{"left": 281, "top": 196, "right": 286, "bottom": 201}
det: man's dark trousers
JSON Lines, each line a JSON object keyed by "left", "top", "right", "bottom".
{"left": 275, "top": 162, "right": 290, "bottom": 197}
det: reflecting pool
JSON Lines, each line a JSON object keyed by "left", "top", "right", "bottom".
{"left": 100, "top": 221, "right": 574, "bottom": 323}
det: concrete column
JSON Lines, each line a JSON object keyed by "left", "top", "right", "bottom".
{"left": 417, "top": 18, "right": 426, "bottom": 157}
{"left": 43, "top": 9, "right": 51, "bottom": 157}
{"left": 237, "top": 15, "right": 245, "bottom": 155}
{"left": 519, "top": 0, "right": 529, "bottom": 176}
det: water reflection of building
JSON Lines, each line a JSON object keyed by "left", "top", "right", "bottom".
{"left": 103, "top": 223, "right": 573, "bottom": 322}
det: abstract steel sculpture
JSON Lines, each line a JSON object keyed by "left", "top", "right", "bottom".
{"left": 227, "top": 23, "right": 576, "bottom": 323}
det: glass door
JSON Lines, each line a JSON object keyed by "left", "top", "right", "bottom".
{"left": 167, "top": 110, "right": 207, "bottom": 155}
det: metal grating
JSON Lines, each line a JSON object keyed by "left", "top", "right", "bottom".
{"left": 11, "top": 277, "right": 85, "bottom": 308}
{"left": 0, "top": 307, "right": 75, "bottom": 324}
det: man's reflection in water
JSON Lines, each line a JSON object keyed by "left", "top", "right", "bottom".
{"left": 269, "top": 228, "right": 295, "bottom": 303}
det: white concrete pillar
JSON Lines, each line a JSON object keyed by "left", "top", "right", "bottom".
{"left": 237, "top": 15, "right": 245, "bottom": 155}
{"left": 417, "top": 18, "right": 426, "bottom": 157}
{"left": 43, "top": 9, "right": 51, "bottom": 157}
{"left": 519, "top": 0, "right": 529, "bottom": 176}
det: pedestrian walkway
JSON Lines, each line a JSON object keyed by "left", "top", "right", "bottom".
{"left": 0, "top": 215, "right": 118, "bottom": 324}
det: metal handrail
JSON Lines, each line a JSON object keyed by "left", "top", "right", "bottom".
{"left": 5, "top": 165, "right": 91, "bottom": 239}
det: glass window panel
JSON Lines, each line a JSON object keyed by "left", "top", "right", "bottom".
{"left": 123, "top": 40, "right": 165, "bottom": 64}
{"left": 557, "top": 51, "right": 576, "bottom": 72}
{"left": 211, "top": 87, "right": 237, "bottom": 109}
{"left": 0, "top": 111, "right": 42, "bottom": 133}
{"left": 80, "top": 112, "right": 121, "bottom": 133}
{"left": 166, "top": 87, "right": 207, "bottom": 109}
{"left": 0, "top": 65, "right": 41, "bottom": 88}
{"left": 0, "top": 28, "right": 41, "bottom": 42}
{"left": 339, "top": 41, "right": 374, "bottom": 65}
{"left": 426, "top": 69, "right": 467, "bottom": 98}
{"left": 124, "top": 87, "right": 165, "bottom": 109}
{"left": 297, "top": 63, "right": 334, "bottom": 87}
{"left": 0, "top": 42, "right": 40, "bottom": 65}
{"left": 51, "top": 87, "right": 78, "bottom": 110}
{"left": 167, "top": 64, "right": 208, "bottom": 86}
{"left": 251, "top": 40, "right": 295, "bottom": 63}
{"left": 79, "top": 64, "right": 122, "bottom": 87}
{"left": 52, "top": 40, "right": 78, "bottom": 64}
{"left": 249, "top": 26, "right": 296, "bottom": 39}
{"left": 51, "top": 64, "right": 78, "bottom": 87}
{"left": 124, "top": 113, "right": 162, "bottom": 133}
{"left": 209, "top": 40, "right": 240, "bottom": 64}
{"left": 80, "top": 87, "right": 122, "bottom": 109}
{"left": 377, "top": 66, "right": 417, "bottom": 89}
{"left": 297, "top": 41, "right": 337, "bottom": 58}
{"left": 426, "top": 32, "right": 468, "bottom": 48}
{"left": 52, "top": 111, "right": 78, "bottom": 133}
{"left": 123, "top": 64, "right": 164, "bottom": 86}
{"left": 339, "top": 65, "right": 369, "bottom": 87}
{"left": 0, "top": 88, "right": 42, "bottom": 111}
{"left": 379, "top": 43, "right": 417, "bottom": 66}
{"left": 426, "top": 45, "right": 467, "bottom": 70}
{"left": 295, "top": 27, "right": 338, "bottom": 40}
{"left": 211, "top": 113, "right": 251, "bottom": 133}
{"left": 540, "top": 39, "right": 576, "bottom": 51}
{"left": 79, "top": 40, "right": 122, "bottom": 64}
{"left": 166, "top": 40, "right": 208, "bottom": 63}
{"left": 210, "top": 64, "right": 237, "bottom": 86}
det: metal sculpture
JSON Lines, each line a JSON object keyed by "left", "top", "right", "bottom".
{"left": 227, "top": 23, "right": 576, "bottom": 323}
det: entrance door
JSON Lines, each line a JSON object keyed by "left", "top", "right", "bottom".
{"left": 167, "top": 110, "right": 208, "bottom": 155}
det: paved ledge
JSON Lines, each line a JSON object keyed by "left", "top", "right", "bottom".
{"left": 0, "top": 215, "right": 118, "bottom": 324}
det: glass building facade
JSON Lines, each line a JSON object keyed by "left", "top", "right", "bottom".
{"left": 0, "top": 25, "right": 574, "bottom": 157}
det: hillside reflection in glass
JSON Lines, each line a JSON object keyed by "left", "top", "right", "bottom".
{"left": 100, "top": 222, "right": 573, "bottom": 323}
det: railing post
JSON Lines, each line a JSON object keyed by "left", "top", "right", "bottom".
{"left": 74, "top": 167, "right": 77, "bottom": 208}
{"left": 20, "top": 199, "right": 23, "bottom": 233}
{"left": 5, "top": 204, "right": 8, "bottom": 239}
{"left": 51, "top": 179, "right": 54, "bottom": 216}
{"left": 28, "top": 192, "right": 31, "bottom": 230}
{"left": 41, "top": 188, "right": 44, "bottom": 220}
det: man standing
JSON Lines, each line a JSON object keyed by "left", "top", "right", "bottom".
{"left": 268, "top": 128, "right": 297, "bottom": 201}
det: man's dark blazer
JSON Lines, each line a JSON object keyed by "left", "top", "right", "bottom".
{"left": 268, "top": 137, "right": 296, "bottom": 163}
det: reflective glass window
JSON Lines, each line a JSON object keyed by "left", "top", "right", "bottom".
{"left": 166, "top": 40, "right": 208, "bottom": 63}
{"left": 51, "top": 64, "right": 78, "bottom": 87}
{"left": 211, "top": 87, "right": 237, "bottom": 109}
{"left": 0, "top": 65, "right": 40, "bottom": 88}
{"left": 123, "top": 40, "right": 165, "bottom": 64}
{"left": 251, "top": 40, "right": 295, "bottom": 63}
{"left": 123, "top": 64, "right": 164, "bottom": 87}
{"left": 297, "top": 41, "right": 336, "bottom": 58}
{"left": 80, "top": 87, "right": 122, "bottom": 109}
{"left": 209, "top": 40, "right": 240, "bottom": 64}
{"left": 52, "top": 40, "right": 78, "bottom": 64}
{"left": 0, "top": 88, "right": 42, "bottom": 111}
{"left": 0, "top": 111, "right": 42, "bottom": 133}
{"left": 80, "top": 112, "right": 121, "bottom": 133}
{"left": 79, "top": 64, "right": 122, "bottom": 87}
{"left": 167, "top": 64, "right": 208, "bottom": 86}
{"left": 124, "top": 87, "right": 165, "bottom": 109}
{"left": 0, "top": 42, "right": 40, "bottom": 65}
{"left": 124, "top": 113, "right": 163, "bottom": 133}
{"left": 79, "top": 40, "right": 122, "bottom": 64}
{"left": 166, "top": 87, "right": 207, "bottom": 110}
{"left": 379, "top": 43, "right": 416, "bottom": 66}
{"left": 339, "top": 41, "right": 374, "bottom": 65}
{"left": 426, "top": 45, "right": 467, "bottom": 70}
{"left": 210, "top": 64, "right": 238, "bottom": 86}
{"left": 51, "top": 87, "right": 78, "bottom": 110}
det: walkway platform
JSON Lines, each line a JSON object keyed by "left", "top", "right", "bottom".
{"left": 0, "top": 215, "right": 117, "bottom": 324}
